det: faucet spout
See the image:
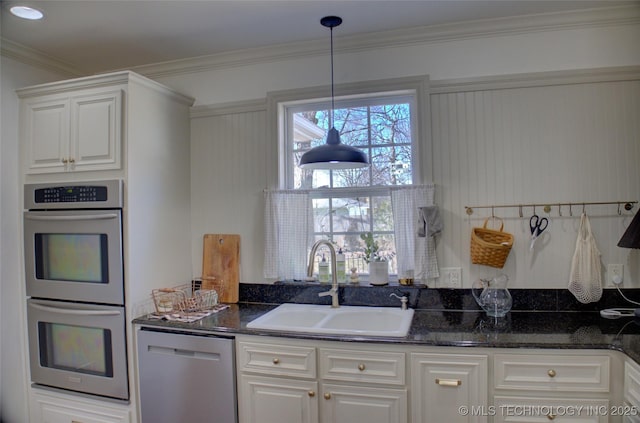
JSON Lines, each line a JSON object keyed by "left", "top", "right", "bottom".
{"left": 308, "top": 240, "right": 340, "bottom": 308}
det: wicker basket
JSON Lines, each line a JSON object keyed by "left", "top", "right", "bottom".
{"left": 470, "top": 217, "right": 514, "bottom": 268}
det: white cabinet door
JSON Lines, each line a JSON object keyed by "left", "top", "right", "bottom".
{"left": 70, "top": 90, "right": 122, "bottom": 172}
{"left": 22, "top": 89, "right": 122, "bottom": 174}
{"left": 239, "top": 375, "right": 319, "bottom": 423}
{"left": 30, "top": 390, "right": 130, "bottom": 423}
{"left": 411, "top": 352, "right": 489, "bottom": 423}
{"left": 22, "top": 97, "right": 70, "bottom": 173}
{"left": 321, "top": 383, "right": 408, "bottom": 423}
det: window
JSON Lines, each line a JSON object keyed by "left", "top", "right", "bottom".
{"left": 280, "top": 83, "right": 422, "bottom": 275}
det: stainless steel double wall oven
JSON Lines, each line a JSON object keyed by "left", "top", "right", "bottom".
{"left": 24, "top": 180, "right": 129, "bottom": 400}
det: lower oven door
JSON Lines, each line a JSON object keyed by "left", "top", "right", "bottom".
{"left": 27, "top": 299, "right": 129, "bottom": 401}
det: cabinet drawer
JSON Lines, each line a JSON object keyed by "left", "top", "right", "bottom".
{"left": 494, "top": 353, "right": 610, "bottom": 392}
{"left": 626, "top": 361, "right": 640, "bottom": 407}
{"left": 494, "top": 396, "right": 609, "bottom": 423}
{"left": 238, "top": 341, "right": 316, "bottom": 378}
{"left": 319, "top": 348, "right": 405, "bottom": 385}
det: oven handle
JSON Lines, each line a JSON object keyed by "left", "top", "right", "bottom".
{"left": 29, "top": 302, "right": 121, "bottom": 316}
{"left": 25, "top": 213, "right": 119, "bottom": 221}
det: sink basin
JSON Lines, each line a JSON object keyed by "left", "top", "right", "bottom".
{"left": 246, "top": 303, "right": 414, "bottom": 337}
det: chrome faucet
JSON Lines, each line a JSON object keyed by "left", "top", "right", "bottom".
{"left": 307, "top": 240, "right": 339, "bottom": 308}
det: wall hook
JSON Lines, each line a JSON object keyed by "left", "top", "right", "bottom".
{"left": 518, "top": 205, "right": 523, "bottom": 218}
{"left": 558, "top": 204, "right": 562, "bottom": 217}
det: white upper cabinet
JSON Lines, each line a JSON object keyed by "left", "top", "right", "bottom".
{"left": 21, "top": 87, "right": 122, "bottom": 174}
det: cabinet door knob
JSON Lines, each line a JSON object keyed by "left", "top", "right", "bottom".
{"left": 547, "top": 413, "right": 556, "bottom": 420}
{"left": 435, "top": 378, "right": 462, "bottom": 387}
{"left": 68, "top": 157, "right": 75, "bottom": 164}
{"left": 272, "top": 358, "right": 280, "bottom": 364}
{"left": 358, "top": 363, "right": 366, "bottom": 371}
{"left": 547, "top": 369, "right": 556, "bottom": 377}
{"left": 308, "top": 391, "right": 315, "bottom": 397}
{"left": 324, "top": 393, "right": 331, "bottom": 400}
{"left": 61, "top": 158, "right": 68, "bottom": 164}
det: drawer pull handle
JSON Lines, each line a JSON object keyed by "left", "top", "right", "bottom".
{"left": 435, "top": 378, "right": 462, "bottom": 387}
{"left": 547, "top": 369, "right": 556, "bottom": 377}
{"left": 358, "top": 363, "right": 366, "bottom": 371}
{"left": 272, "top": 358, "right": 280, "bottom": 364}
{"left": 547, "top": 413, "right": 556, "bottom": 420}
{"left": 324, "top": 392, "right": 331, "bottom": 400}
{"left": 308, "top": 391, "right": 315, "bottom": 397}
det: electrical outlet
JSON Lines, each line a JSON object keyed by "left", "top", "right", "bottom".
{"left": 606, "top": 264, "right": 624, "bottom": 287}
{"left": 440, "top": 267, "right": 462, "bottom": 288}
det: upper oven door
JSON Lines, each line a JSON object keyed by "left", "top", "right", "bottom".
{"left": 24, "top": 209, "right": 124, "bottom": 305}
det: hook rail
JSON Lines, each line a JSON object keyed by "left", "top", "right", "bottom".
{"left": 465, "top": 201, "right": 636, "bottom": 217}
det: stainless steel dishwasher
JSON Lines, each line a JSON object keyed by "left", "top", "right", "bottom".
{"left": 137, "top": 327, "right": 237, "bottom": 423}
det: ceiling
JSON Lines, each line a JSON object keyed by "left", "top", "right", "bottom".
{"left": 1, "top": 0, "right": 637, "bottom": 75}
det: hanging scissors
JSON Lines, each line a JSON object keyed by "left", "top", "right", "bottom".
{"left": 529, "top": 214, "right": 549, "bottom": 250}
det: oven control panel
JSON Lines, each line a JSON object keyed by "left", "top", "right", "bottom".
{"left": 24, "top": 180, "right": 123, "bottom": 210}
{"left": 34, "top": 185, "right": 108, "bottom": 203}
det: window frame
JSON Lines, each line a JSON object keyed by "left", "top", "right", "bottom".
{"left": 267, "top": 76, "right": 430, "bottom": 276}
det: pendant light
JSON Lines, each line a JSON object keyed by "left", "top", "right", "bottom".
{"left": 618, "top": 209, "right": 640, "bottom": 249}
{"left": 299, "top": 16, "right": 369, "bottom": 170}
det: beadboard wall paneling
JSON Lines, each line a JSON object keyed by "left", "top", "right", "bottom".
{"left": 190, "top": 105, "right": 271, "bottom": 282}
{"left": 431, "top": 79, "right": 640, "bottom": 288}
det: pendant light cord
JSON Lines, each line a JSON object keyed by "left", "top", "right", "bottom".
{"left": 330, "top": 25, "right": 335, "bottom": 128}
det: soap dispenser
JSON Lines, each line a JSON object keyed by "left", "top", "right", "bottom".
{"left": 336, "top": 248, "right": 346, "bottom": 284}
{"left": 318, "top": 254, "right": 330, "bottom": 284}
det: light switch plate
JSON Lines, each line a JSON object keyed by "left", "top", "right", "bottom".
{"left": 440, "top": 267, "right": 462, "bottom": 288}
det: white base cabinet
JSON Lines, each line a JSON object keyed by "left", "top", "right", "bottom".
{"left": 30, "top": 389, "right": 131, "bottom": 423}
{"left": 411, "top": 352, "right": 488, "bottom": 423}
{"left": 237, "top": 336, "right": 408, "bottom": 423}
{"left": 237, "top": 335, "right": 627, "bottom": 423}
{"left": 239, "top": 375, "right": 319, "bottom": 423}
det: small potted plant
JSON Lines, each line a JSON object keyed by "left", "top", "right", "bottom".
{"left": 360, "top": 232, "right": 389, "bottom": 285}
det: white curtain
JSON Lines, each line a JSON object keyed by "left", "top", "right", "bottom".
{"left": 264, "top": 190, "right": 313, "bottom": 280}
{"left": 391, "top": 184, "right": 438, "bottom": 283}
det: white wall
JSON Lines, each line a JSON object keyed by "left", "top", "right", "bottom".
{"left": 0, "top": 56, "right": 70, "bottom": 423}
{"left": 153, "top": 18, "right": 640, "bottom": 287}
{"left": 156, "top": 23, "right": 640, "bottom": 106}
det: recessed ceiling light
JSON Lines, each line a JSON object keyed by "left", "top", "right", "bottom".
{"left": 10, "top": 5, "right": 44, "bottom": 20}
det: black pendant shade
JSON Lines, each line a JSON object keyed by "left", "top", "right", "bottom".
{"left": 618, "top": 209, "right": 640, "bottom": 249}
{"left": 299, "top": 16, "right": 369, "bottom": 170}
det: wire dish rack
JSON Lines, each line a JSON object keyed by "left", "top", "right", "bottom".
{"left": 151, "top": 282, "right": 220, "bottom": 318}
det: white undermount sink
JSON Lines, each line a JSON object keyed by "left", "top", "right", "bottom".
{"left": 246, "top": 303, "right": 414, "bottom": 337}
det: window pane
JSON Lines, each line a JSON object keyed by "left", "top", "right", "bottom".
{"left": 372, "top": 196, "right": 393, "bottom": 232}
{"left": 334, "top": 107, "right": 368, "bottom": 147}
{"left": 312, "top": 198, "right": 331, "bottom": 234}
{"left": 331, "top": 197, "right": 370, "bottom": 234}
{"left": 371, "top": 103, "right": 411, "bottom": 145}
{"left": 371, "top": 146, "right": 413, "bottom": 186}
{"left": 332, "top": 166, "right": 371, "bottom": 188}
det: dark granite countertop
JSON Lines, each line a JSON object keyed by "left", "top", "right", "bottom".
{"left": 133, "top": 302, "right": 640, "bottom": 364}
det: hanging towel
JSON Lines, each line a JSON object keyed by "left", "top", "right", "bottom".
{"left": 418, "top": 206, "right": 443, "bottom": 238}
{"left": 568, "top": 213, "right": 603, "bottom": 304}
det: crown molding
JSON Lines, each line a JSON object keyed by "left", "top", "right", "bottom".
{"left": 0, "top": 37, "right": 85, "bottom": 78}
{"left": 132, "top": 5, "right": 640, "bottom": 79}
{"left": 2, "top": 5, "right": 638, "bottom": 79}
{"left": 430, "top": 65, "right": 640, "bottom": 93}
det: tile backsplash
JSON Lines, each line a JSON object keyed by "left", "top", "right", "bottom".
{"left": 239, "top": 282, "right": 640, "bottom": 312}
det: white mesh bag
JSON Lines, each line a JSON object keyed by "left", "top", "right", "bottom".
{"left": 568, "top": 213, "right": 603, "bottom": 304}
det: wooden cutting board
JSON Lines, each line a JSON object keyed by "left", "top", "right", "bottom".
{"left": 201, "top": 234, "right": 240, "bottom": 303}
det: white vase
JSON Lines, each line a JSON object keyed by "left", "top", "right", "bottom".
{"left": 368, "top": 261, "right": 389, "bottom": 285}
